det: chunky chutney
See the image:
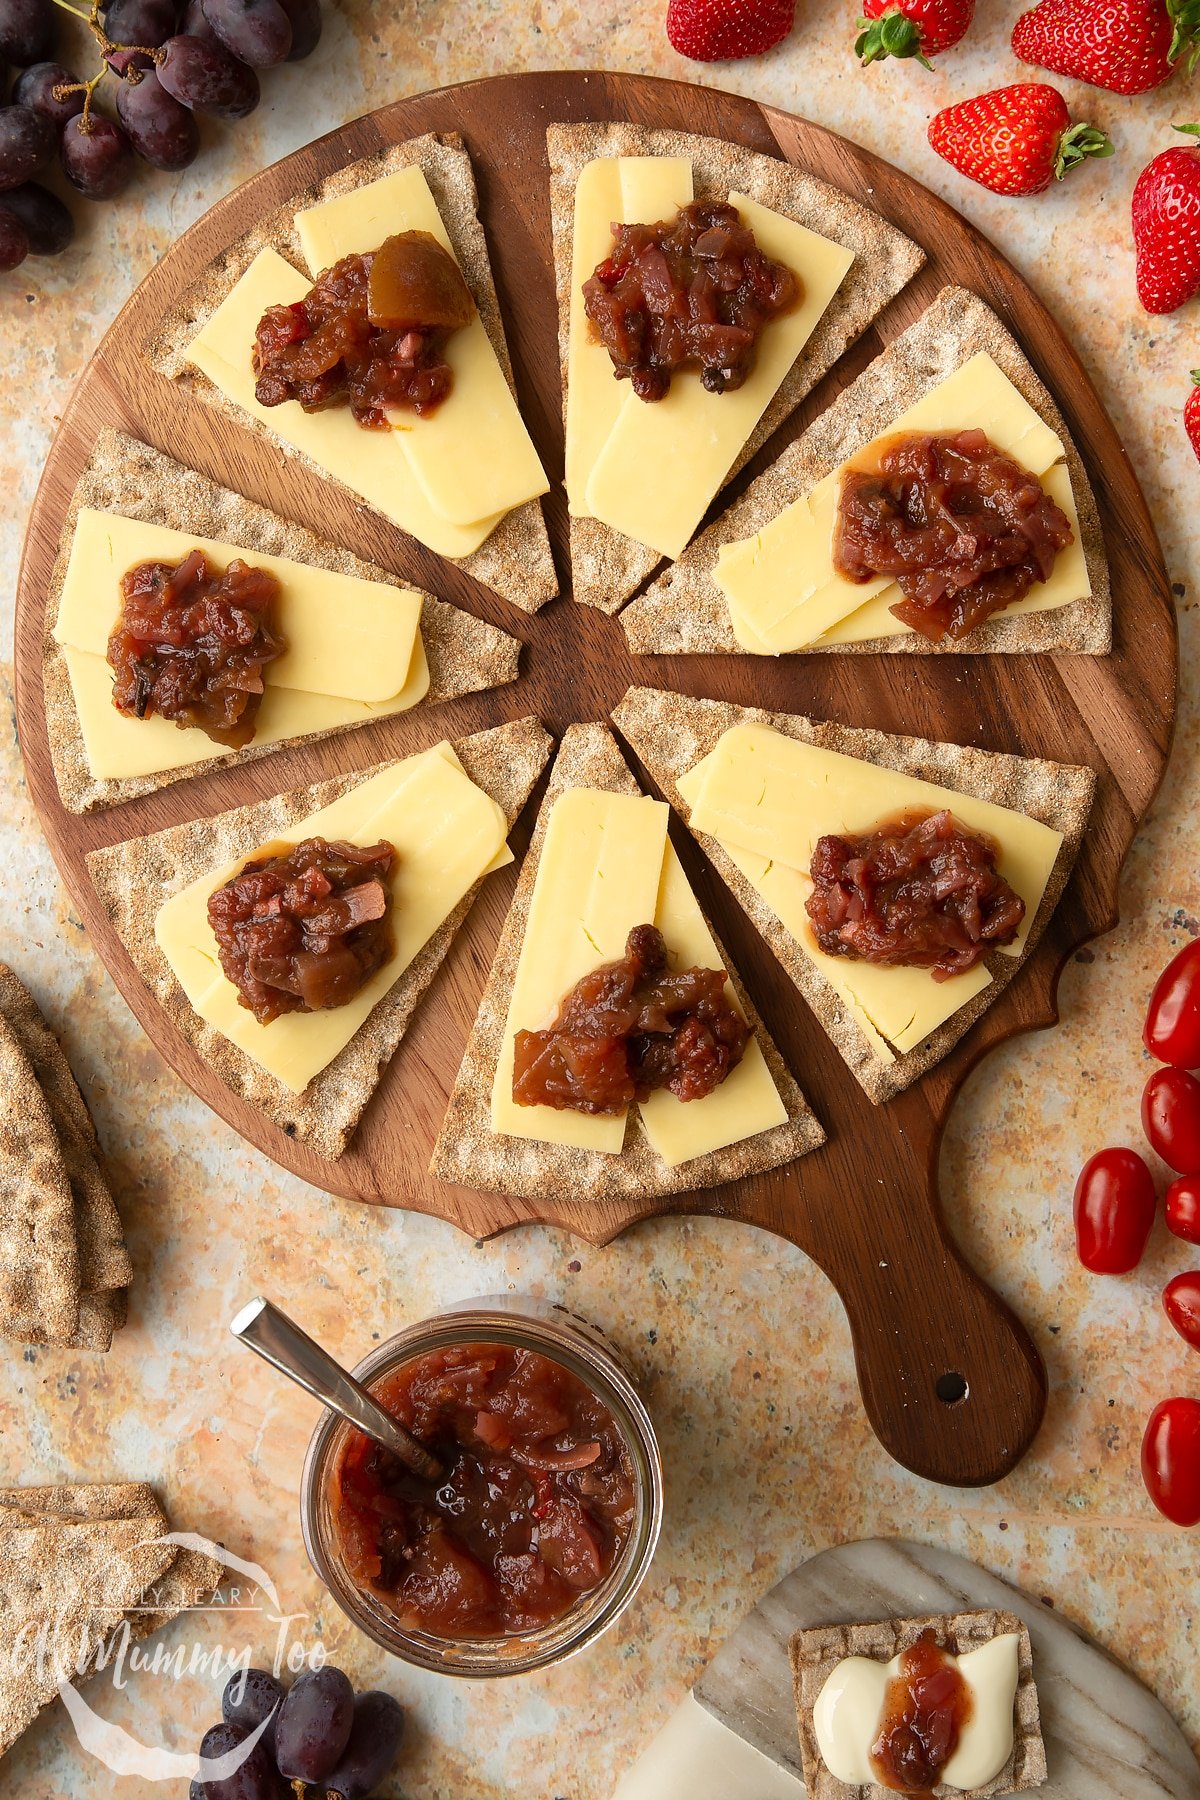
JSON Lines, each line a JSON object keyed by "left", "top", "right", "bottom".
{"left": 870, "top": 1630, "right": 974, "bottom": 1793}
{"left": 331, "top": 1343, "right": 638, "bottom": 1640}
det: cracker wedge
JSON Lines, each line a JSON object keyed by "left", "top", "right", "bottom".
{"left": 85, "top": 718, "right": 553, "bottom": 1160}
{"left": 548, "top": 122, "right": 925, "bottom": 615}
{"left": 45, "top": 429, "right": 525, "bottom": 814}
{"left": 147, "top": 135, "right": 556, "bottom": 614}
{"left": 430, "top": 722, "right": 824, "bottom": 1203}
{"left": 613, "top": 686, "right": 1094, "bottom": 1103}
{"left": 0, "top": 1015, "right": 80, "bottom": 1346}
{"left": 623, "top": 285, "right": 1111, "bottom": 657}
{"left": 790, "top": 1610, "right": 1047, "bottom": 1799}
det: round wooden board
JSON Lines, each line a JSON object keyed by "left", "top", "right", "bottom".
{"left": 14, "top": 71, "right": 1176, "bottom": 1490}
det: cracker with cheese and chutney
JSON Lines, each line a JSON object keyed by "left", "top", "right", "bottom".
{"left": 43, "top": 430, "right": 524, "bottom": 816}
{"left": 614, "top": 687, "right": 1095, "bottom": 1103}
{"left": 85, "top": 718, "right": 552, "bottom": 1160}
{"left": 548, "top": 122, "right": 925, "bottom": 615}
{"left": 622, "top": 285, "right": 1111, "bottom": 657}
{"left": 430, "top": 722, "right": 824, "bottom": 1204}
{"left": 148, "top": 135, "right": 556, "bottom": 613}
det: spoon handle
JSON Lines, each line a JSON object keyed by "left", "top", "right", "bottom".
{"left": 230, "top": 1296, "right": 444, "bottom": 1484}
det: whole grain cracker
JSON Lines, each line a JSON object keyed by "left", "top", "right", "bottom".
{"left": 612, "top": 686, "right": 1094, "bottom": 1104}
{"left": 146, "top": 136, "right": 557, "bottom": 614}
{"left": 85, "top": 718, "right": 553, "bottom": 1160}
{"left": 430, "top": 722, "right": 824, "bottom": 1203}
{"left": 547, "top": 122, "right": 925, "bottom": 614}
{"left": 623, "top": 285, "right": 1110, "bottom": 657}
{"left": 0, "top": 1017, "right": 80, "bottom": 1346}
{"left": 790, "top": 1610, "right": 1047, "bottom": 1799}
{"left": 44, "top": 429, "right": 524, "bottom": 814}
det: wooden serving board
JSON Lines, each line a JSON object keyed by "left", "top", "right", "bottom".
{"left": 13, "top": 72, "right": 1176, "bottom": 1491}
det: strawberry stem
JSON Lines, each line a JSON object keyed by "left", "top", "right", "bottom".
{"left": 1173, "top": 122, "right": 1200, "bottom": 137}
{"left": 1168, "top": 0, "right": 1200, "bottom": 71}
{"left": 1053, "top": 123, "right": 1115, "bottom": 180}
{"left": 1191, "top": 369, "right": 1200, "bottom": 385}
{"left": 854, "top": 11, "right": 933, "bottom": 68}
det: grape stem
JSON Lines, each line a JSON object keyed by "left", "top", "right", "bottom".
{"left": 47, "top": 0, "right": 163, "bottom": 126}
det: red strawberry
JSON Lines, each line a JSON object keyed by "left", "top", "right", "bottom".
{"left": 1186, "top": 372, "right": 1200, "bottom": 459}
{"left": 856, "top": 0, "right": 975, "bottom": 66}
{"left": 1012, "top": 0, "right": 1200, "bottom": 96}
{"left": 1133, "top": 125, "right": 1200, "bottom": 313}
{"left": 928, "top": 84, "right": 1113, "bottom": 197}
{"left": 666, "top": 0, "right": 795, "bottom": 60}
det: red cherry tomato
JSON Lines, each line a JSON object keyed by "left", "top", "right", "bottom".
{"left": 1166, "top": 1175, "right": 1200, "bottom": 1244}
{"left": 1164, "top": 1274, "right": 1200, "bottom": 1350}
{"left": 1141, "top": 1397, "right": 1200, "bottom": 1526}
{"left": 1144, "top": 939, "right": 1200, "bottom": 1067}
{"left": 1072, "top": 1147, "right": 1157, "bottom": 1273}
{"left": 1142, "top": 1067, "right": 1200, "bottom": 1173}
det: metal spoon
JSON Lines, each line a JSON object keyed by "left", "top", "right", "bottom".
{"left": 229, "top": 1296, "right": 444, "bottom": 1484}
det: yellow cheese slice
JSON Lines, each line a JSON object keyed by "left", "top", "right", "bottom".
{"left": 564, "top": 155, "right": 695, "bottom": 516}
{"left": 293, "top": 166, "right": 548, "bottom": 528}
{"left": 678, "top": 723, "right": 1063, "bottom": 1059}
{"left": 716, "top": 352, "right": 1081, "bottom": 655}
{"left": 584, "top": 192, "right": 855, "bottom": 561}
{"left": 154, "top": 743, "right": 509, "bottom": 1092}
{"left": 185, "top": 248, "right": 506, "bottom": 560}
{"left": 637, "top": 844, "right": 787, "bottom": 1167}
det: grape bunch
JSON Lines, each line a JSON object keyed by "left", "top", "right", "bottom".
{"left": 190, "top": 1665, "right": 405, "bottom": 1800}
{"left": 0, "top": 0, "right": 321, "bottom": 272}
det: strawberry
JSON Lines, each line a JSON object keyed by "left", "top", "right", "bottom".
{"left": 1186, "top": 372, "right": 1200, "bottom": 460}
{"left": 856, "top": 0, "right": 975, "bottom": 67}
{"left": 666, "top": 0, "right": 795, "bottom": 60}
{"left": 928, "top": 83, "right": 1113, "bottom": 197}
{"left": 1132, "top": 125, "right": 1200, "bottom": 313}
{"left": 1012, "top": 0, "right": 1200, "bottom": 96}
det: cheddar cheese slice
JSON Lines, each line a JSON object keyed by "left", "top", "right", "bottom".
{"left": 52, "top": 509, "right": 428, "bottom": 783}
{"left": 716, "top": 352, "right": 1089, "bottom": 655}
{"left": 155, "top": 743, "right": 510, "bottom": 1093}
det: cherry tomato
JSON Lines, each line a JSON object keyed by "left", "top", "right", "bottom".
{"left": 1164, "top": 1274, "right": 1200, "bottom": 1350}
{"left": 1142, "top": 1067, "right": 1200, "bottom": 1173}
{"left": 1072, "top": 1147, "right": 1157, "bottom": 1273}
{"left": 1144, "top": 939, "right": 1200, "bottom": 1067}
{"left": 1141, "top": 1397, "right": 1200, "bottom": 1526}
{"left": 1166, "top": 1175, "right": 1200, "bottom": 1244}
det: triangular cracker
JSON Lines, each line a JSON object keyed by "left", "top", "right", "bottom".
{"left": 623, "top": 286, "right": 1111, "bottom": 657}
{"left": 612, "top": 687, "right": 1094, "bottom": 1103}
{"left": 548, "top": 122, "right": 925, "bottom": 615}
{"left": 45, "top": 429, "right": 525, "bottom": 814}
{"left": 430, "top": 722, "right": 824, "bottom": 1204}
{"left": 0, "top": 1017, "right": 80, "bottom": 1346}
{"left": 146, "top": 136, "right": 557, "bottom": 614}
{"left": 85, "top": 718, "right": 553, "bottom": 1159}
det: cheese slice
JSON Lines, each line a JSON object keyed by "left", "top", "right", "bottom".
{"left": 612, "top": 1693, "right": 806, "bottom": 1800}
{"left": 293, "top": 165, "right": 548, "bottom": 528}
{"left": 565, "top": 155, "right": 694, "bottom": 516}
{"left": 583, "top": 191, "right": 855, "bottom": 561}
{"left": 678, "top": 724, "right": 1063, "bottom": 1060}
{"left": 53, "top": 508, "right": 428, "bottom": 782}
{"left": 717, "top": 352, "right": 1084, "bottom": 655}
{"left": 154, "top": 743, "right": 509, "bottom": 1092}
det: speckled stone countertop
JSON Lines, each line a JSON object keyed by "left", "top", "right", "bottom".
{"left": 2, "top": 3, "right": 1198, "bottom": 1795}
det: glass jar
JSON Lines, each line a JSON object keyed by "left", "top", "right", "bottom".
{"left": 299, "top": 1294, "right": 664, "bottom": 1677}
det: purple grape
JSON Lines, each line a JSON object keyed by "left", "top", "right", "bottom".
{"left": 60, "top": 111, "right": 135, "bottom": 198}
{"left": 320, "top": 1691, "right": 405, "bottom": 1800}
{"left": 220, "top": 1666, "right": 284, "bottom": 1753}
{"left": 274, "top": 1666, "right": 354, "bottom": 1783}
{"left": 0, "top": 201, "right": 29, "bottom": 269}
{"left": 0, "top": 103, "right": 54, "bottom": 190}
{"left": 158, "top": 33, "right": 259, "bottom": 117}
{"left": 201, "top": 0, "right": 290, "bottom": 67}
{"left": 1, "top": 179, "right": 73, "bottom": 252}
{"left": 12, "top": 63, "right": 83, "bottom": 130}
{"left": 180, "top": 0, "right": 218, "bottom": 41}
{"left": 277, "top": 0, "right": 319, "bottom": 60}
{"left": 190, "top": 1780, "right": 206, "bottom": 1800}
{"left": 116, "top": 67, "right": 198, "bottom": 168}
{"left": 0, "top": 0, "right": 53, "bottom": 65}
{"left": 197, "top": 1720, "right": 277, "bottom": 1800}
{"left": 104, "top": 0, "right": 178, "bottom": 47}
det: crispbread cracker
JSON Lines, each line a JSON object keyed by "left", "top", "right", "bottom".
{"left": 44, "top": 429, "right": 524, "bottom": 814}
{"left": 430, "top": 722, "right": 824, "bottom": 1203}
{"left": 85, "top": 718, "right": 553, "bottom": 1160}
{"left": 613, "top": 686, "right": 1094, "bottom": 1103}
{"left": 623, "top": 285, "right": 1111, "bottom": 657}
{"left": 0, "top": 1016, "right": 79, "bottom": 1346}
{"left": 146, "top": 136, "right": 557, "bottom": 615}
{"left": 789, "top": 1609, "right": 1047, "bottom": 1799}
{"left": 547, "top": 122, "right": 925, "bottom": 614}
